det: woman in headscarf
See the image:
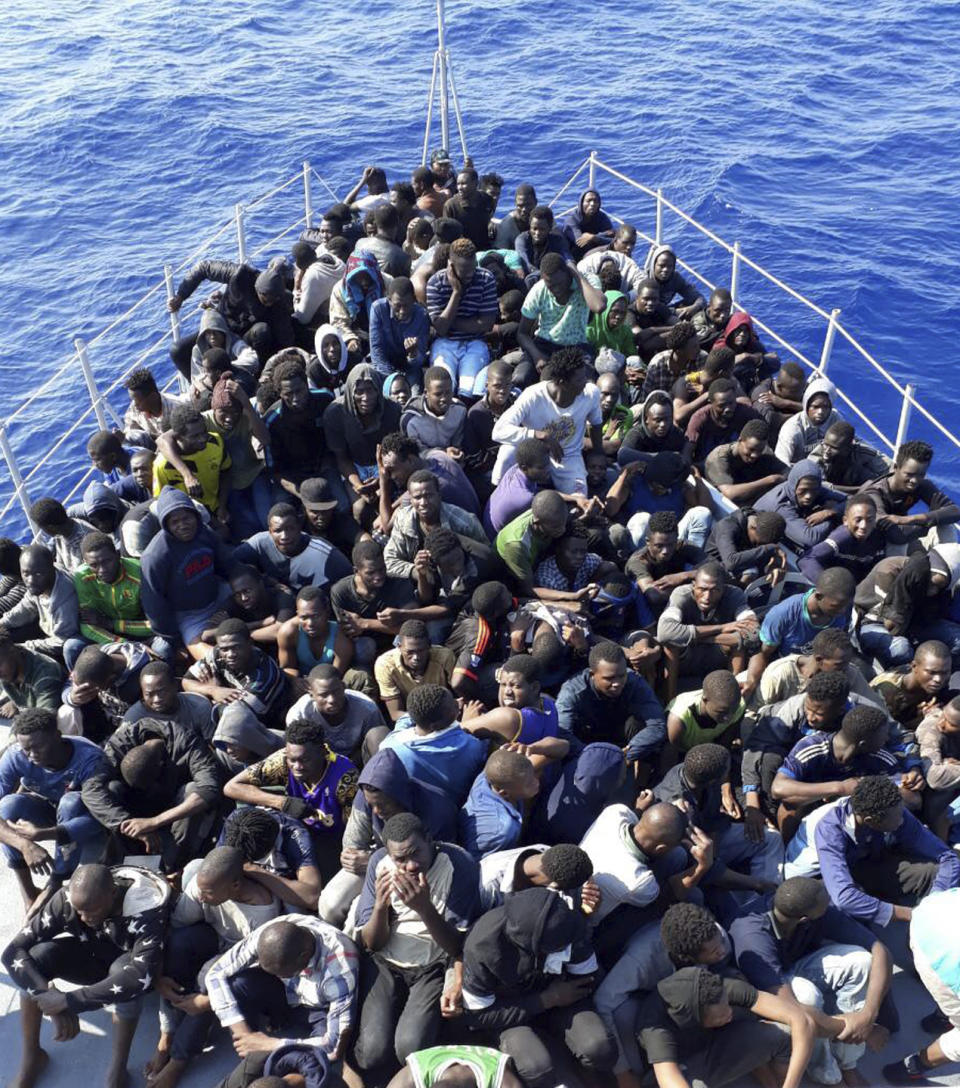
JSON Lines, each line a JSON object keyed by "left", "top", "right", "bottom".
{"left": 322, "top": 363, "right": 400, "bottom": 527}
{"left": 774, "top": 376, "right": 841, "bottom": 465}
{"left": 587, "top": 290, "right": 636, "bottom": 357}
{"left": 711, "top": 310, "right": 780, "bottom": 392}
{"left": 754, "top": 458, "right": 845, "bottom": 550}
{"left": 327, "top": 252, "right": 389, "bottom": 363}
{"left": 644, "top": 242, "right": 706, "bottom": 318}
{"left": 562, "top": 188, "right": 615, "bottom": 257}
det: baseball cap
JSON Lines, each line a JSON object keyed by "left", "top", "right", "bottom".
{"left": 299, "top": 477, "right": 338, "bottom": 511}
{"left": 431, "top": 147, "right": 452, "bottom": 165}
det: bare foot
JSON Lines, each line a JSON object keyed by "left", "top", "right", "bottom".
{"left": 143, "top": 1045, "right": 170, "bottom": 1082}
{"left": 146, "top": 1059, "right": 186, "bottom": 1088}
{"left": 11, "top": 1048, "right": 50, "bottom": 1088}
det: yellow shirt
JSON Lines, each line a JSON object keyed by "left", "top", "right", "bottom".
{"left": 373, "top": 646, "right": 456, "bottom": 702}
{"left": 153, "top": 431, "right": 231, "bottom": 513}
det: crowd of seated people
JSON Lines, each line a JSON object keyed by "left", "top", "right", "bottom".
{"left": 2, "top": 151, "right": 960, "bottom": 1088}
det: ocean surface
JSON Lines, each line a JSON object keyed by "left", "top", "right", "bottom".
{"left": 1, "top": 0, "right": 959, "bottom": 536}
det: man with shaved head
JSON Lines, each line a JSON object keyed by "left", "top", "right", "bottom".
{"left": 580, "top": 799, "right": 715, "bottom": 957}
{"left": 205, "top": 912, "right": 360, "bottom": 1064}
{"left": 145, "top": 846, "right": 283, "bottom": 1088}
{"left": 2, "top": 862, "right": 171, "bottom": 1088}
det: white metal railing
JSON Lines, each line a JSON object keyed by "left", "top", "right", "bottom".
{"left": 0, "top": 150, "right": 954, "bottom": 538}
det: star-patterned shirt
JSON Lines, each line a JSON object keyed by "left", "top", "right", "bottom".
{"left": 1, "top": 865, "right": 170, "bottom": 1011}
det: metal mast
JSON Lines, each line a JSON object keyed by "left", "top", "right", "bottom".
{"left": 421, "top": 0, "right": 469, "bottom": 165}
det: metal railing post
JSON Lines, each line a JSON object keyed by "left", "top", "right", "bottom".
{"left": 730, "top": 242, "right": 741, "bottom": 306}
{"left": 0, "top": 419, "right": 35, "bottom": 534}
{"left": 436, "top": 0, "right": 450, "bottom": 151}
{"left": 446, "top": 52, "right": 469, "bottom": 163}
{"left": 422, "top": 52, "right": 439, "bottom": 165}
{"left": 74, "top": 337, "right": 109, "bottom": 431}
{"left": 894, "top": 382, "right": 917, "bottom": 459}
{"left": 235, "top": 203, "right": 247, "bottom": 264}
{"left": 302, "top": 161, "right": 313, "bottom": 229}
{"left": 588, "top": 151, "right": 596, "bottom": 190}
{"left": 818, "top": 308, "right": 842, "bottom": 375}
{"left": 163, "top": 264, "right": 181, "bottom": 345}
{"left": 655, "top": 188, "right": 663, "bottom": 244}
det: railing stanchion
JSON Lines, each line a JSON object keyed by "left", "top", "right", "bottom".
{"left": 588, "top": 151, "right": 596, "bottom": 190}
{"left": 235, "top": 203, "right": 247, "bottom": 264}
{"left": 436, "top": 0, "right": 450, "bottom": 151}
{"left": 894, "top": 383, "right": 917, "bottom": 460}
{"left": 730, "top": 241, "right": 741, "bottom": 306}
{"left": 75, "top": 337, "right": 109, "bottom": 432}
{"left": 302, "top": 161, "right": 313, "bottom": 229}
{"left": 163, "top": 264, "right": 181, "bottom": 345}
{"left": 0, "top": 419, "right": 36, "bottom": 534}
{"left": 818, "top": 307, "right": 842, "bottom": 375}
{"left": 655, "top": 188, "right": 663, "bottom": 244}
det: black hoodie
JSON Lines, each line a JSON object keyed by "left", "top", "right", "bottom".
{"left": 461, "top": 887, "right": 596, "bottom": 1030}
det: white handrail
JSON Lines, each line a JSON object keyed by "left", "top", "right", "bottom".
{"left": 2, "top": 153, "right": 959, "bottom": 537}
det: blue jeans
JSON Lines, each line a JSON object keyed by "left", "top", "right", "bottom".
{"left": 912, "top": 617, "right": 960, "bottom": 663}
{"left": 228, "top": 473, "right": 275, "bottom": 539}
{"left": 857, "top": 622, "right": 913, "bottom": 668}
{"left": 626, "top": 505, "right": 713, "bottom": 551}
{"left": 64, "top": 634, "right": 176, "bottom": 671}
{"left": 431, "top": 338, "right": 490, "bottom": 398}
{"left": 0, "top": 791, "right": 107, "bottom": 876}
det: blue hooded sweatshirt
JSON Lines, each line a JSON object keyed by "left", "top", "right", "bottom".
{"left": 354, "top": 748, "right": 458, "bottom": 844}
{"left": 529, "top": 742, "right": 626, "bottom": 844}
{"left": 139, "top": 487, "right": 231, "bottom": 638}
{"left": 754, "top": 458, "right": 845, "bottom": 551}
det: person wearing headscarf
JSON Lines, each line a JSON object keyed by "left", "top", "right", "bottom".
{"left": 643, "top": 242, "right": 706, "bottom": 318}
{"left": 308, "top": 324, "right": 349, "bottom": 393}
{"left": 775, "top": 376, "right": 841, "bottom": 465}
{"left": 754, "top": 458, "right": 845, "bottom": 551}
{"left": 327, "top": 252, "right": 390, "bottom": 361}
{"left": 562, "top": 189, "right": 615, "bottom": 257}
{"left": 323, "top": 365, "right": 400, "bottom": 526}
{"left": 587, "top": 290, "right": 636, "bottom": 357}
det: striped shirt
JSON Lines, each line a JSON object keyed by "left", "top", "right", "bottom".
{"left": 186, "top": 645, "right": 287, "bottom": 726}
{"left": 206, "top": 914, "right": 359, "bottom": 1057}
{"left": 426, "top": 267, "right": 498, "bottom": 341}
{"left": 780, "top": 732, "right": 900, "bottom": 784}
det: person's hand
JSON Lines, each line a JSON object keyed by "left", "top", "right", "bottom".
{"left": 836, "top": 1008, "right": 876, "bottom": 1045}
{"left": 22, "top": 840, "right": 53, "bottom": 876}
{"left": 739, "top": 677, "right": 757, "bottom": 701}
{"left": 720, "top": 785, "right": 741, "bottom": 820}
{"left": 652, "top": 572, "right": 685, "bottom": 592}
{"left": 120, "top": 817, "right": 162, "bottom": 854}
{"left": 155, "top": 975, "right": 184, "bottom": 1002}
{"left": 580, "top": 878, "right": 602, "bottom": 916}
{"left": 35, "top": 987, "right": 68, "bottom": 1015}
{"left": 180, "top": 469, "right": 204, "bottom": 500}
{"left": 347, "top": 337, "right": 361, "bottom": 355}
{"left": 440, "top": 977, "right": 463, "bottom": 1018}
{"left": 446, "top": 446, "right": 464, "bottom": 461}
{"left": 575, "top": 584, "right": 600, "bottom": 602}
{"left": 635, "top": 789, "right": 654, "bottom": 812}
{"left": 167, "top": 296, "right": 183, "bottom": 313}
{"left": 51, "top": 1010, "right": 80, "bottom": 1042}
{"left": 212, "top": 687, "right": 244, "bottom": 705}
{"left": 413, "top": 550, "right": 434, "bottom": 576}
{"left": 403, "top": 336, "right": 419, "bottom": 357}
{"left": 624, "top": 640, "right": 661, "bottom": 671}
{"left": 69, "top": 680, "right": 100, "bottom": 706}
{"left": 839, "top": 777, "right": 861, "bottom": 797}
{"left": 743, "top": 806, "right": 767, "bottom": 844}
{"left": 805, "top": 508, "right": 837, "bottom": 527}
{"left": 340, "top": 848, "right": 371, "bottom": 876}
{"left": 339, "top": 611, "right": 362, "bottom": 639}
{"left": 0, "top": 699, "right": 19, "bottom": 719}
{"left": 533, "top": 430, "right": 563, "bottom": 461}
{"left": 374, "top": 866, "right": 393, "bottom": 910}
{"left": 376, "top": 607, "right": 406, "bottom": 627}
{"left": 561, "top": 623, "right": 589, "bottom": 653}
{"left": 460, "top": 699, "right": 485, "bottom": 723}
{"left": 446, "top": 264, "right": 462, "bottom": 293}
{"left": 765, "top": 548, "right": 787, "bottom": 588}
{"left": 392, "top": 869, "right": 432, "bottom": 915}
{"left": 282, "top": 797, "right": 316, "bottom": 822}
{"left": 901, "top": 768, "right": 926, "bottom": 792}
{"left": 78, "top": 607, "right": 110, "bottom": 628}
{"left": 233, "top": 1030, "right": 281, "bottom": 1058}
{"left": 675, "top": 305, "right": 695, "bottom": 320}
{"left": 170, "top": 992, "right": 211, "bottom": 1016}
{"left": 917, "top": 697, "right": 940, "bottom": 718}
{"left": 540, "top": 976, "right": 595, "bottom": 1009}
{"left": 687, "top": 826, "right": 715, "bottom": 872}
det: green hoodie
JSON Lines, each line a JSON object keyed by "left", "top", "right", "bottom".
{"left": 587, "top": 289, "right": 635, "bottom": 356}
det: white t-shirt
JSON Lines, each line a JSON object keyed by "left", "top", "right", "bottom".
{"left": 491, "top": 382, "right": 602, "bottom": 483}
{"left": 579, "top": 803, "right": 660, "bottom": 921}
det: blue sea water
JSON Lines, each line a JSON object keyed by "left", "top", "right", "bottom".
{"left": 1, "top": 0, "right": 959, "bottom": 536}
